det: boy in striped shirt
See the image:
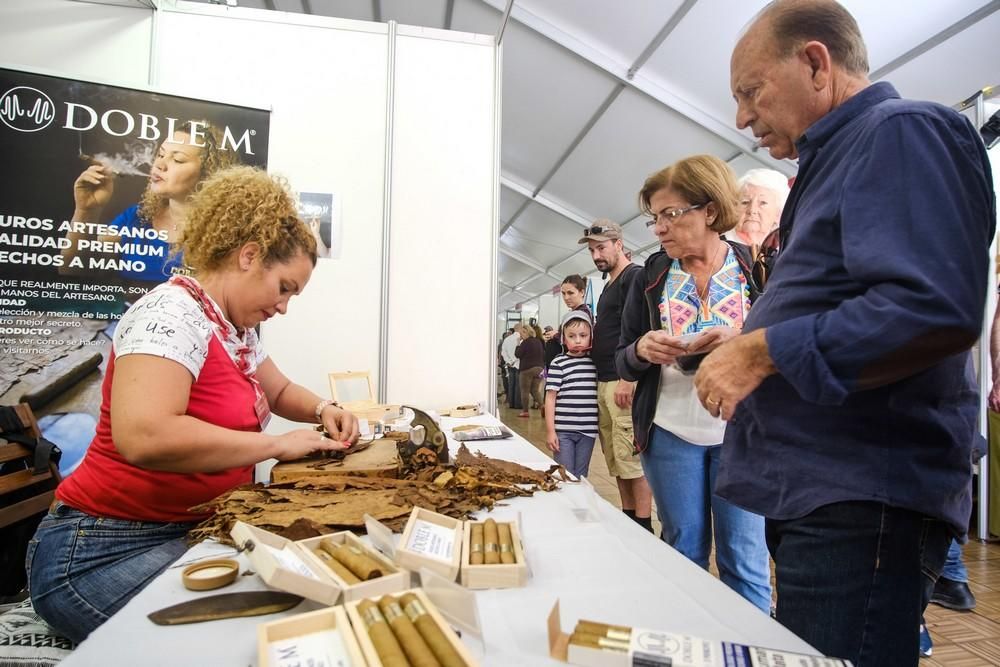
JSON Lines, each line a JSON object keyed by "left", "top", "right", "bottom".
{"left": 544, "top": 310, "right": 599, "bottom": 478}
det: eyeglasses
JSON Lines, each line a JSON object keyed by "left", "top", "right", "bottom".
{"left": 645, "top": 203, "right": 706, "bottom": 227}
{"left": 750, "top": 228, "right": 780, "bottom": 293}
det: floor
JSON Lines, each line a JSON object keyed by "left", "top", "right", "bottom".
{"left": 498, "top": 401, "right": 1000, "bottom": 665}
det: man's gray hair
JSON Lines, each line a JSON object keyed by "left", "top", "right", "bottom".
{"left": 758, "top": 0, "right": 869, "bottom": 76}
{"left": 737, "top": 168, "right": 791, "bottom": 212}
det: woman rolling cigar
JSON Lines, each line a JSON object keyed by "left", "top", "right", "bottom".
{"left": 27, "top": 167, "right": 360, "bottom": 643}
{"left": 62, "top": 119, "right": 234, "bottom": 285}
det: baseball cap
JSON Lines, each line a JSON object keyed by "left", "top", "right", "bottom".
{"left": 578, "top": 219, "right": 623, "bottom": 244}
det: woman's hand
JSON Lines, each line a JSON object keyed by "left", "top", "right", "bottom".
{"left": 546, "top": 430, "right": 560, "bottom": 453}
{"left": 636, "top": 330, "right": 688, "bottom": 365}
{"left": 685, "top": 327, "right": 740, "bottom": 355}
{"left": 273, "top": 428, "right": 349, "bottom": 461}
{"left": 320, "top": 405, "right": 360, "bottom": 445}
{"left": 73, "top": 163, "right": 115, "bottom": 212}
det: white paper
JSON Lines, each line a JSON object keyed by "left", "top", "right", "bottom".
{"left": 261, "top": 543, "right": 320, "bottom": 580}
{"left": 268, "top": 629, "right": 354, "bottom": 667}
{"left": 405, "top": 519, "right": 455, "bottom": 563}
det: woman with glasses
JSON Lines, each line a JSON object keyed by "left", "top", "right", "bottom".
{"left": 615, "top": 154, "right": 771, "bottom": 613}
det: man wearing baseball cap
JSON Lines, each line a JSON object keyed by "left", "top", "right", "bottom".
{"left": 579, "top": 219, "right": 653, "bottom": 531}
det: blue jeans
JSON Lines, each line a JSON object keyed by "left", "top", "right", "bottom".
{"left": 766, "top": 501, "right": 950, "bottom": 667}
{"left": 642, "top": 426, "right": 772, "bottom": 613}
{"left": 26, "top": 501, "right": 194, "bottom": 643}
{"left": 941, "top": 538, "right": 967, "bottom": 582}
{"left": 554, "top": 431, "right": 596, "bottom": 478}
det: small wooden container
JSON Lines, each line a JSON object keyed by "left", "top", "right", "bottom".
{"left": 231, "top": 522, "right": 408, "bottom": 605}
{"left": 395, "top": 507, "right": 464, "bottom": 581}
{"left": 344, "top": 588, "right": 478, "bottom": 667}
{"left": 258, "top": 606, "right": 367, "bottom": 667}
{"left": 460, "top": 520, "right": 528, "bottom": 589}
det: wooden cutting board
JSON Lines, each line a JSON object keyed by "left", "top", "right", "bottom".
{"left": 270, "top": 438, "right": 400, "bottom": 481}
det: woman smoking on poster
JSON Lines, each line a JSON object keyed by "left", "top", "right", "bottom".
{"left": 61, "top": 119, "right": 234, "bottom": 283}
{"left": 28, "top": 166, "right": 360, "bottom": 643}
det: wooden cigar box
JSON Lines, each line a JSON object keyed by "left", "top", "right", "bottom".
{"left": 343, "top": 588, "right": 478, "bottom": 667}
{"left": 231, "top": 521, "right": 408, "bottom": 605}
{"left": 460, "top": 518, "right": 528, "bottom": 589}
{"left": 258, "top": 606, "right": 367, "bottom": 667}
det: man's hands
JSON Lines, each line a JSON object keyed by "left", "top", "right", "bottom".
{"left": 614, "top": 380, "right": 636, "bottom": 409}
{"left": 694, "top": 328, "right": 776, "bottom": 421}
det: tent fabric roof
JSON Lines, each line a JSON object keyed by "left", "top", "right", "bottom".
{"left": 190, "top": 0, "right": 1000, "bottom": 312}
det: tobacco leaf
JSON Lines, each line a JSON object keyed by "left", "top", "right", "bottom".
{"left": 187, "top": 444, "right": 566, "bottom": 545}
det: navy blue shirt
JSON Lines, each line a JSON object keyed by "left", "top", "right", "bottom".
{"left": 717, "top": 82, "right": 996, "bottom": 534}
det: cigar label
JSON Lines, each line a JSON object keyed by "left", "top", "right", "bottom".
{"left": 499, "top": 544, "right": 511, "bottom": 552}
{"left": 361, "top": 604, "right": 386, "bottom": 628}
{"left": 484, "top": 544, "right": 498, "bottom": 552}
{"left": 403, "top": 598, "right": 428, "bottom": 623}
{"left": 470, "top": 544, "right": 483, "bottom": 552}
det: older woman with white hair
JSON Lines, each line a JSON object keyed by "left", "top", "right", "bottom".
{"left": 727, "top": 168, "right": 790, "bottom": 250}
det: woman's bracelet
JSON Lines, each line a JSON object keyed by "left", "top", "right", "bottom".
{"left": 314, "top": 399, "right": 340, "bottom": 423}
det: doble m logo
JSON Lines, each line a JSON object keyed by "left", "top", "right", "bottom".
{"left": 0, "top": 86, "right": 55, "bottom": 132}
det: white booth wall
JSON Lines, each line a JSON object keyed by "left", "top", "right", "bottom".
{"left": 0, "top": 0, "right": 499, "bottom": 428}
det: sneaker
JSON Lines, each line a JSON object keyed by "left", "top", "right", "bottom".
{"left": 930, "top": 576, "right": 977, "bottom": 611}
{"left": 919, "top": 624, "right": 933, "bottom": 658}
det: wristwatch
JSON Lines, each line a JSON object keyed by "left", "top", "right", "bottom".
{"left": 314, "top": 399, "right": 339, "bottom": 423}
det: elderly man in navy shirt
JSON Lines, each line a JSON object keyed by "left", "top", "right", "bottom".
{"left": 693, "top": 1, "right": 996, "bottom": 665}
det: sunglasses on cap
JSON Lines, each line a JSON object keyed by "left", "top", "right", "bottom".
{"left": 583, "top": 225, "right": 617, "bottom": 237}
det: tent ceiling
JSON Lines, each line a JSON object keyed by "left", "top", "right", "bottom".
{"left": 185, "top": 0, "right": 1000, "bottom": 312}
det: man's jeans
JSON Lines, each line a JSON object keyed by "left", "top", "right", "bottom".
{"left": 941, "top": 538, "right": 968, "bottom": 582}
{"left": 642, "top": 426, "right": 772, "bottom": 613}
{"left": 767, "top": 501, "right": 950, "bottom": 667}
{"left": 26, "top": 501, "right": 193, "bottom": 643}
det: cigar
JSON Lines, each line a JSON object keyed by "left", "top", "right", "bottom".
{"left": 399, "top": 592, "right": 467, "bottom": 667}
{"left": 568, "top": 631, "right": 629, "bottom": 652}
{"left": 469, "top": 523, "right": 484, "bottom": 565}
{"left": 320, "top": 539, "right": 383, "bottom": 580}
{"left": 378, "top": 595, "right": 442, "bottom": 667}
{"left": 312, "top": 547, "right": 362, "bottom": 585}
{"left": 483, "top": 519, "right": 500, "bottom": 565}
{"left": 574, "top": 619, "right": 633, "bottom": 643}
{"left": 358, "top": 599, "right": 412, "bottom": 667}
{"left": 497, "top": 523, "right": 515, "bottom": 564}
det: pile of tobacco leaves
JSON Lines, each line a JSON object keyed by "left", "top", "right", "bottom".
{"left": 187, "top": 444, "right": 569, "bottom": 545}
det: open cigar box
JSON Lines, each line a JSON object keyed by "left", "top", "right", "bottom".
{"left": 460, "top": 517, "right": 528, "bottom": 589}
{"left": 258, "top": 606, "right": 366, "bottom": 667}
{"left": 231, "top": 521, "right": 408, "bottom": 605}
{"left": 547, "top": 600, "right": 853, "bottom": 667}
{"left": 343, "top": 587, "right": 479, "bottom": 667}
{"left": 366, "top": 508, "right": 529, "bottom": 589}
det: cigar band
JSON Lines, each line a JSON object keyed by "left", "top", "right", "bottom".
{"left": 348, "top": 545, "right": 363, "bottom": 556}
{"left": 403, "top": 599, "right": 428, "bottom": 622}
{"left": 485, "top": 544, "right": 499, "bottom": 552}
{"left": 382, "top": 603, "right": 404, "bottom": 624}
{"left": 470, "top": 544, "right": 483, "bottom": 553}
{"left": 499, "top": 544, "right": 511, "bottom": 553}
{"left": 361, "top": 606, "right": 386, "bottom": 628}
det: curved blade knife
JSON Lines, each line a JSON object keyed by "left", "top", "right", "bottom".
{"left": 148, "top": 591, "right": 303, "bottom": 626}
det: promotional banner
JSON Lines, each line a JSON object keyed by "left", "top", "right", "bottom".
{"left": 0, "top": 67, "right": 271, "bottom": 471}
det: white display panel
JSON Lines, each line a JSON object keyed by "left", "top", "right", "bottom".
{"left": 384, "top": 26, "right": 497, "bottom": 408}
{"left": 153, "top": 4, "right": 390, "bottom": 431}
{"left": 0, "top": 0, "right": 152, "bottom": 87}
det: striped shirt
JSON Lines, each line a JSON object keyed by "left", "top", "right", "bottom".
{"left": 545, "top": 354, "right": 598, "bottom": 437}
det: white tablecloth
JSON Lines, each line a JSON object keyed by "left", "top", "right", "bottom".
{"left": 61, "top": 414, "right": 815, "bottom": 666}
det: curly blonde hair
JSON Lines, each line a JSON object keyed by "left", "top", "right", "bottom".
{"left": 138, "top": 119, "right": 235, "bottom": 223}
{"left": 177, "top": 166, "right": 317, "bottom": 273}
